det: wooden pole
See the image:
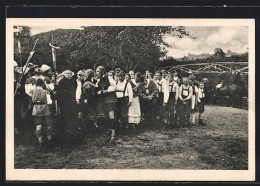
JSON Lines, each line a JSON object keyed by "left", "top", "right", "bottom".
{"left": 14, "top": 38, "right": 38, "bottom": 96}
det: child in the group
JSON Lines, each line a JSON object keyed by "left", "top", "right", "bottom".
{"left": 178, "top": 77, "right": 193, "bottom": 127}
{"left": 189, "top": 74, "right": 198, "bottom": 125}
{"left": 155, "top": 70, "right": 169, "bottom": 125}
{"left": 31, "top": 78, "right": 53, "bottom": 148}
{"left": 115, "top": 71, "right": 133, "bottom": 129}
{"left": 167, "top": 73, "right": 179, "bottom": 128}
{"left": 197, "top": 82, "right": 207, "bottom": 125}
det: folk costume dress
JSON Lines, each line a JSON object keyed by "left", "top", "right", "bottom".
{"left": 82, "top": 79, "right": 99, "bottom": 126}
{"left": 56, "top": 76, "right": 78, "bottom": 142}
{"left": 128, "top": 79, "right": 142, "bottom": 124}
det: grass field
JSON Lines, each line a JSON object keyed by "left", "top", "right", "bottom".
{"left": 14, "top": 105, "right": 248, "bottom": 169}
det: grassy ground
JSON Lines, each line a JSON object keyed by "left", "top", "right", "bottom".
{"left": 14, "top": 105, "right": 248, "bottom": 169}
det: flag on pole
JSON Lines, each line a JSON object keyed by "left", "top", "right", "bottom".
{"left": 49, "top": 43, "right": 60, "bottom": 71}
{"left": 18, "top": 40, "right": 21, "bottom": 54}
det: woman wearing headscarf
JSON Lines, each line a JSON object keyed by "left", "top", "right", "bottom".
{"left": 95, "top": 66, "right": 117, "bottom": 143}
{"left": 56, "top": 70, "right": 78, "bottom": 144}
{"left": 81, "top": 69, "right": 99, "bottom": 130}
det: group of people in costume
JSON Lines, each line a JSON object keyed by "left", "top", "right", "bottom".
{"left": 14, "top": 61, "right": 209, "bottom": 149}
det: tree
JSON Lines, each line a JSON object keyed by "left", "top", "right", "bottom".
{"left": 13, "top": 26, "right": 193, "bottom": 72}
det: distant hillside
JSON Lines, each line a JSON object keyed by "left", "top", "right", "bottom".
{"left": 175, "top": 50, "right": 245, "bottom": 61}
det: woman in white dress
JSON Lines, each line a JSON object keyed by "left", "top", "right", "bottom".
{"left": 128, "top": 72, "right": 143, "bottom": 129}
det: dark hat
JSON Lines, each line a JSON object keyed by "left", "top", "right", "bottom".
{"left": 188, "top": 74, "right": 196, "bottom": 81}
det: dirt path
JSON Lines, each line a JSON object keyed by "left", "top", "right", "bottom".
{"left": 14, "top": 105, "right": 248, "bottom": 169}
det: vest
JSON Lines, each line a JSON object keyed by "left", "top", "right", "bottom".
{"left": 31, "top": 88, "right": 50, "bottom": 116}
{"left": 181, "top": 84, "right": 190, "bottom": 99}
{"left": 169, "top": 82, "right": 177, "bottom": 98}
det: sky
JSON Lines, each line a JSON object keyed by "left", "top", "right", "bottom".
{"left": 29, "top": 26, "right": 248, "bottom": 59}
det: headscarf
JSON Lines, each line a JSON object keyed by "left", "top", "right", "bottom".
{"left": 77, "top": 70, "right": 84, "bottom": 76}
{"left": 62, "top": 70, "right": 74, "bottom": 78}
{"left": 84, "top": 69, "right": 94, "bottom": 78}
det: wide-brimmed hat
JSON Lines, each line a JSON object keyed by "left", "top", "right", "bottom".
{"left": 41, "top": 64, "right": 51, "bottom": 73}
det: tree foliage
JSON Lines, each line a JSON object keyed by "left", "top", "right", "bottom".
{"left": 13, "top": 26, "right": 192, "bottom": 73}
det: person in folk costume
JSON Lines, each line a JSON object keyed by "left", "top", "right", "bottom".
{"left": 40, "top": 64, "right": 56, "bottom": 123}
{"left": 128, "top": 72, "right": 143, "bottom": 129}
{"left": 41, "top": 64, "right": 53, "bottom": 79}
{"left": 139, "top": 72, "right": 158, "bottom": 124}
{"left": 125, "top": 73, "right": 131, "bottom": 82}
{"left": 56, "top": 70, "right": 79, "bottom": 145}
{"left": 201, "top": 78, "right": 209, "bottom": 103}
{"left": 75, "top": 70, "right": 86, "bottom": 132}
{"left": 197, "top": 82, "right": 207, "bottom": 125}
{"left": 95, "top": 66, "right": 118, "bottom": 143}
{"left": 161, "top": 70, "right": 167, "bottom": 80}
{"left": 154, "top": 70, "right": 170, "bottom": 125}
{"left": 144, "top": 70, "right": 150, "bottom": 79}
{"left": 173, "top": 71, "right": 179, "bottom": 84}
{"left": 129, "top": 70, "right": 136, "bottom": 83}
{"left": 178, "top": 77, "right": 193, "bottom": 127}
{"left": 82, "top": 69, "right": 99, "bottom": 129}
{"left": 14, "top": 61, "right": 25, "bottom": 135}
{"left": 115, "top": 71, "right": 133, "bottom": 130}
{"left": 25, "top": 66, "right": 55, "bottom": 97}
{"left": 114, "top": 68, "right": 121, "bottom": 82}
{"left": 31, "top": 78, "right": 53, "bottom": 149}
{"left": 24, "top": 66, "right": 53, "bottom": 135}
{"left": 188, "top": 74, "right": 199, "bottom": 125}
{"left": 167, "top": 72, "right": 179, "bottom": 128}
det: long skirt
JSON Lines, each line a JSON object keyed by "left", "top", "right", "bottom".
{"left": 128, "top": 96, "right": 141, "bottom": 124}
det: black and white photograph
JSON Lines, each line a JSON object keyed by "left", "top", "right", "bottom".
{"left": 6, "top": 18, "right": 255, "bottom": 181}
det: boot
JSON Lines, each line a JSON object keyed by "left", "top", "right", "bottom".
{"left": 109, "top": 129, "right": 116, "bottom": 143}
{"left": 198, "top": 119, "right": 206, "bottom": 126}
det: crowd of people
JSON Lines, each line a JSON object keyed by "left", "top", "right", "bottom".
{"left": 14, "top": 61, "right": 210, "bottom": 149}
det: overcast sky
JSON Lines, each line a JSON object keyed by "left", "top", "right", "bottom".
{"left": 29, "top": 26, "right": 248, "bottom": 58}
